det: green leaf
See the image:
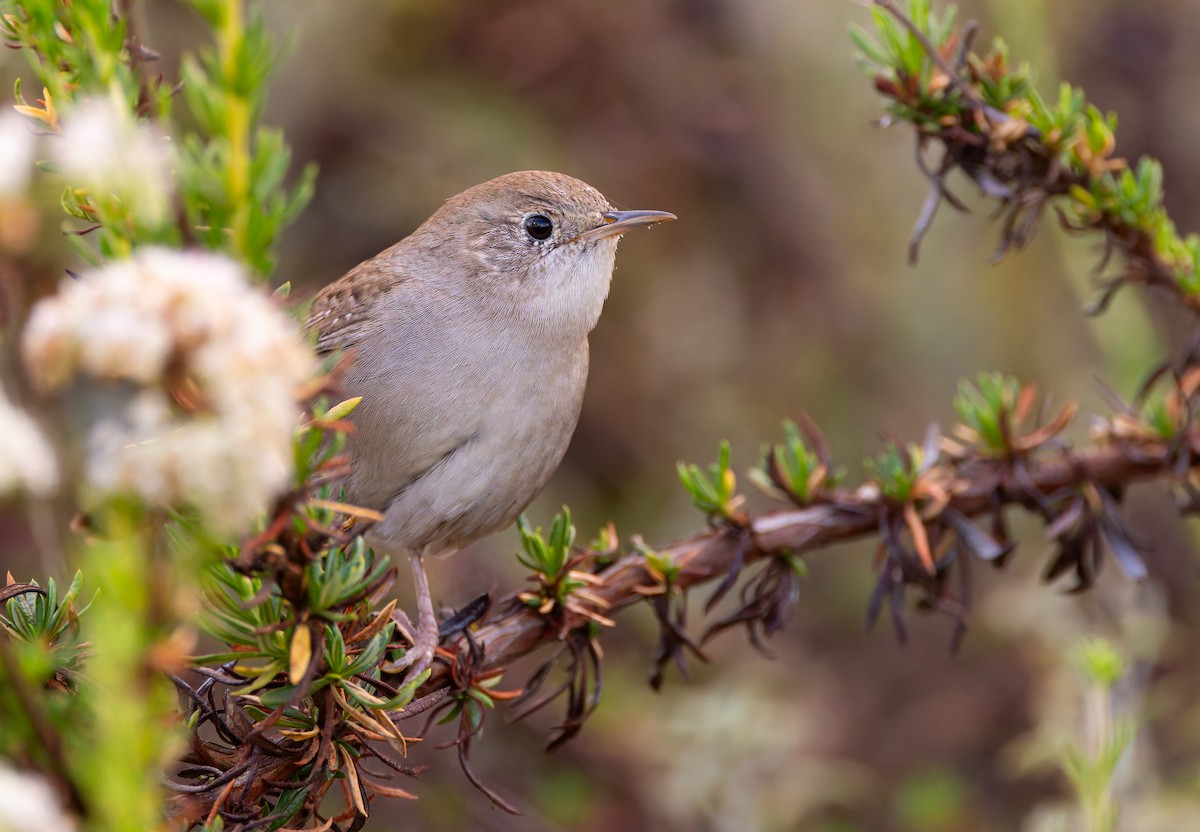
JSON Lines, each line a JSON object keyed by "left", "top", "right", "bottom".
{"left": 850, "top": 24, "right": 890, "bottom": 67}
{"left": 678, "top": 440, "right": 740, "bottom": 518}
{"left": 516, "top": 507, "right": 576, "bottom": 577}
{"left": 269, "top": 788, "right": 308, "bottom": 830}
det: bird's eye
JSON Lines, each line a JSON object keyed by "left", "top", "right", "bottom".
{"left": 523, "top": 214, "right": 554, "bottom": 241}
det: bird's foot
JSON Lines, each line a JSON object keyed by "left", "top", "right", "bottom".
{"left": 381, "top": 550, "right": 439, "bottom": 679}
{"left": 381, "top": 609, "right": 439, "bottom": 678}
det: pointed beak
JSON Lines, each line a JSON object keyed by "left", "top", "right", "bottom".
{"left": 573, "top": 209, "right": 677, "bottom": 243}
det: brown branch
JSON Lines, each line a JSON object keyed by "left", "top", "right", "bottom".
{"left": 865, "top": 0, "right": 1200, "bottom": 317}
{"left": 433, "top": 436, "right": 1173, "bottom": 684}
{"left": 116, "top": 0, "right": 158, "bottom": 118}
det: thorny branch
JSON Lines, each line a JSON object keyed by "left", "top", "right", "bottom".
{"left": 435, "top": 432, "right": 1178, "bottom": 682}
{"left": 865, "top": 0, "right": 1200, "bottom": 315}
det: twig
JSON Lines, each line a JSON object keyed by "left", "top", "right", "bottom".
{"left": 872, "top": 0, "right": 982, "bottom": 107}
{"left": 116, "top": 0, "right": 158, "bottom": 118}
{"left": 428, "top": 436, "right": 1172, "bottom": 686}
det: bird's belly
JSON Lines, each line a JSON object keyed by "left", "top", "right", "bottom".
{"left": 351, "top": 337, "right": 587, "bottom": 555}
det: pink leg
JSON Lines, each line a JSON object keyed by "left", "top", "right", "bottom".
{"left": 382, "top": 550, "right": 439, "bottom": 678}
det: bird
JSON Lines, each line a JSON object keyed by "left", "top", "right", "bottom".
{"left": 306, "top": 170, "right": 675, "bottom": 676}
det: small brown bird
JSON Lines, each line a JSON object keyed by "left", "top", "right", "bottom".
{"left": 307, "top": 171, "right": 674, "bottom": 674}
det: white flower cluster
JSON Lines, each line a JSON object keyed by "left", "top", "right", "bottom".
{"left": 0, "top": 387, "right": 58, "bottom": 497}
{"left": 54, "top": 97, "right": 173, "bottom": 227}
{"left": 0, "top": 112, "right": 38, "bottom": 198}
{"left": 22, "top": 248, "right": 314, "bottom": 533}
{"left": 0, "top": 764, "right": 75, "bottom": 832}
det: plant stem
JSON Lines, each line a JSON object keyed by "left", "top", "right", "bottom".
{"left": 71, "top": 509, "right": 181, "bottom": 832}
{"left": 219, "top": 0, "right": 250, "bottom": 260}
{"left": 1083, "top": 683, "right": 1116, "bottom": 832}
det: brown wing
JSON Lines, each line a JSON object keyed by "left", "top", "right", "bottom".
{"left": 307, "top": 255, "right": 400, "bottom": 355}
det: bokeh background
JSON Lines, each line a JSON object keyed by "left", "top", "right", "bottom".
{"left": 7, "top": 0, "right": 1200, "bottom": 829}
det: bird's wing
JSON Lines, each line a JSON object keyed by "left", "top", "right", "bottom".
{"left": 309, "top": 262, "right": 489, "bottom": 518}
{"left": 306, "top": 254, "right": 404, "bottom": 355}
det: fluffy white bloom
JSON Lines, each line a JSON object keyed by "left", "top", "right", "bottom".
{"left": 54, "top": 97, "right": 172, "bottom": 227}
{"left": 22, "top": 248, "right": 313, "bottom": 533}
{"left": 0, "top": 388, "right": 58, "bottom": 497}
{"left": 0, "top": 112, "right": 38, "bottom": 197}
{"left": 0, "top": 765, "right": 75, "bottom": 832}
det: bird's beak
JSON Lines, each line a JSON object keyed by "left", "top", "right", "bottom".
{"left": 573, "top": 209, "right": 677, "bottom": 243}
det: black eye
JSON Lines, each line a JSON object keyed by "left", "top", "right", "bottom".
{"left": 523, "top": 214, "right": 553, "bottom": 241}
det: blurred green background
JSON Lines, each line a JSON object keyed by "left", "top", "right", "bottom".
{"left": 8, "top": 0, "right": 1200, "bottom": 829}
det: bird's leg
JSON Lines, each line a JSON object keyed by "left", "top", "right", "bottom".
{"left": 382, "top": 550, "right": 439, "bottom": 678}
{"left": 406, "top": 550, "right": 440, "bottom": 676}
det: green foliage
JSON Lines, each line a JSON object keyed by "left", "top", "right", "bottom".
{"left": 636, "top": 538, "right": 682, "bottom": 585}
{"left": 3, "top": 0, "right": 314, "bottom": 276}
{"left": 196, "top": 553, "right": 426, "bottom": 736}
{"left": 5, "top": 1, "right": 172, "bottom": 258}
{"left": 439, "top": 671, "right": 510, "bottom": 720}
{"left": 750, "top": 419, "right": 841, "bottom": 505}
{"left": 0, "top": 575, "right": 91, "bottom": 765}
{"left": 73, "top": 507, "right": 188, "bottom": 832}
{"left": 0, "top": 3, "right": 326, "bottom": 823}
{"left": 853, "top": 0, "right": 1200, "bottom": 302}
{"left": 1060, "top": 638, "right": 1133, "bottom": 832}
{"left": 1, "top": 1, "right": 153, "bottom": 111}
{"left": 196, "top": 539, "right": 407, "bottom": 689}
{"left": 1025, "top": 82, "right": 1086, "bottom": 152}
{"left": 517, "top": 506, "right": 577, "bottom": 578}
{"left": 954, "top": 372, "right": 1021, "bottom": 452}
{"left": 971, "top": 40, "right": 1034, "bottom": 111}
{"left": 180, "top": 0, "right": 314, "bottom": 275}
{"left": 195, "top": 564, "right": 289, "bottom": 670}
{"left": 865, "top": 440, "right": 926, "bottom": 502}
{"left": 850, "top": 0, "right": 960, "bottom": 124}
{"left": 305, "top": 537, "right": 390, "bottom": 620}
{"left": 678, "top": 440, "right": 743, "bottom": 520}
{"left": 292, "top": 395, "right": 359, "bottom": 491}
{"left": 174, "top": 0, "right": 316, "bottom": 276}
{"left": 516, "top": 509, "right": 614, "bottom": 631}
{"left": 517, "top": 507, "right": 592, "bottom": 610}
{"left": 894, "top": 768, "right": 968, "bottom": 831}
{"left": 1139, "top": 387, "right": 1185, "bottom": 440}
{"left": 851, "top": 0, "right": 956, "bottom": 86}
{"left": 1, "top": 572, "right": 88, "bottom": 657}
{"left": 1072, "top": 638, "right": 1126, "bottom": 690}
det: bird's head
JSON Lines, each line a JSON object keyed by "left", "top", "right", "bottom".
{"left": 415, "top": 170, "right": 675, "bottom": 336}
